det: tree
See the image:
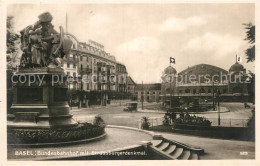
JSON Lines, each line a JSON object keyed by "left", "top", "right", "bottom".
{"left": 244, "top": 23, "right": 255, "bottom": 104}
{"left": 246, "top": 71, "right": 255, "bottom": 104}
{"left": 243, "top": 23, "right": 255, "bottom": 63}
{"left": 7, "top": 16, "right": 20, "bottom": 70}
{"left": 7, "top": 16, "right": 21, "bottom": 114}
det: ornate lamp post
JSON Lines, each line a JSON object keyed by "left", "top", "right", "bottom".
{"left": 217, "top": 90, "right": 221, "bottom": 126}
{"left": 212, "top": 81, "right": 215, "bottom": 110}
{"left": 141, "top": 81, "right": 144, "bottom": 110}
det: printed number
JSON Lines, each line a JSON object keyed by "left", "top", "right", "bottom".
{"left": 240, "top": 152, "right": 248, "bottom": 155}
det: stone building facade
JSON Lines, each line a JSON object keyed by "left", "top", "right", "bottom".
{"left": 61, "top": 33, "right": 129, "bottom": 106}
{"left": 135, "top": 84, "right": 161, "bottom": 102}
{"left": 161, "top": 61, "right": 249, "bottom": 103}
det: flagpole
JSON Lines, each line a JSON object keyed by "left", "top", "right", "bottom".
{"left": 142, "top": 81, "right": 143, "bottom": 110}
{"left": 66, "top": 12, "right": 68, "bottom": 33}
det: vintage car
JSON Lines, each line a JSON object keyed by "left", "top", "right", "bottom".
{"left": 123, "top": 102, "right": 138, "bottom": 112}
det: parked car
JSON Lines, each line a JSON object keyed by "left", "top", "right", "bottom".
{"left": 123, "top": 102, "right": 138, "bottom": 112}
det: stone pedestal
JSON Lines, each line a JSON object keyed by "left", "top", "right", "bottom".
{"left": 7, "top": 67, "right": 78, "bottom": 129}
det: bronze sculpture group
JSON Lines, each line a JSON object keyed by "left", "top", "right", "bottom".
{"left": 20, "top": 12, "right": 72, "bottom": 68}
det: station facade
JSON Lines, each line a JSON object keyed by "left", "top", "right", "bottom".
{"left": 135, "top": 61, "right": 249, "bottom": 103}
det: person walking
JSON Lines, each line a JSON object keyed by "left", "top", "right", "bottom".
{"left": 170, "top": 112, "right": 176, "bottom": 124}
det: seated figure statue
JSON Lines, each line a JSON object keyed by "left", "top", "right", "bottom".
{"left": 20, "top": 12, "right": 73, "bottom": 68}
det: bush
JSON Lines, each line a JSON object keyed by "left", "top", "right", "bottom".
{"left": 7, "top": 123, "right": 105, "bottom": 144}
{"left": 93, "top": 115, "right": 106, "bottom": 128}
{"left": 247, "top": 109, "right": 255, "bottom": 127}
{"left": 174, "top": 114, "right": 211, "bottom": 127}
{"left": 163, "top": 114, "right": 170, "bottom": 126}
{"left": 141, "top": 116, "right": 150, "bottom": 130}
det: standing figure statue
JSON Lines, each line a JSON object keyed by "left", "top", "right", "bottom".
{"left": 20, "top": 12, "right": 73, "bottom": 68}
{"left": 29, "top": 28, "right": 48, "bottom": 67}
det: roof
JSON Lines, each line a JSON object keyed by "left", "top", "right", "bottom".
{"left": 126, "top": 76, "right": 136, "bottom": 85}
{"left": 163, "top": 66, "right": 177, "bottom": 75}
{"left": 135, "top": 83, "right": 161, "bottom": 91}
{"left": 229, "top": 62, "right": 245, "bottom": 71}
{"left": 116, "top": 62, "right": 125, "bottom": 66}
{"left": 178, "top": 64, "right": 228, "bottom": 75}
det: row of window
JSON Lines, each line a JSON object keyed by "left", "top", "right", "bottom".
{"left": 70, "top": 54, "right": 89, "bottom": 62}
{"left": 182, "top": 88, "right": 227, "bottom": 94}
{"left": 67, "top": 72, "right": 77, "bottom": 77}
{"left": 66, "top": 61, "right": 115, "bottom": 72}
{"left": 80, "top": 56, "right": 89, "bottom": 62}
{"left": 62, "top": 63, "right": 77, "bottom": 68}
{"left": 136, "top": 91, "right": 161, "bottom": 95}
{"left": 117, "top": 65, "right": 126, "bottom": 72}
{"left": 139, "top": 96, "right": 162, "bottom": 101}
{"left": 80, "top": 64, "right": 90, "bottom": 70}
{"left": 66, "top": 55, "right": 123, "bottom": 74}
{"left": 136, "top": 89, "right": 228, "bottom": 95}
{"left": 69, "top": 82, "right": 117, "bottom": 91}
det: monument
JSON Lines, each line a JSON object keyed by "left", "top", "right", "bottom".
{"left": 7, "top": 12, "right": 105, "bottom": 145}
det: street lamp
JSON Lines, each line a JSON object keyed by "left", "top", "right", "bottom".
{"left": 79, "top": 71, "right": 83, "bottom": 109}
{"left": 141, "top": 81, "right": 144, "bottom": 110}
{"left": 212, "top": 81, "right": 215, "bottom": 110}
{"left": 216, "top": 90, "right": 221, "bottom": 126}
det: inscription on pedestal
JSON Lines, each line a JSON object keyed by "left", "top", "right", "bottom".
{"left": 14, "top": 112, "right": 39, "bottom": 123}
{"left": 17, "top": 88, "right": 43, "bottom": 104}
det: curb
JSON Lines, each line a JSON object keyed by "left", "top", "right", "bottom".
{"left": 71, "top": 104, "right": 123, "bottom": 112}
{"left": 8, "top": 125, "right": 204, "bottom": 160}
{"left": 106, "top": 125, "right": 203, "bottom": 153}
{"left": 8, "top": 132, "right": 107, "bottom": 148}
{"left": 106, "top": 125, "right": 156, "bottom": 137}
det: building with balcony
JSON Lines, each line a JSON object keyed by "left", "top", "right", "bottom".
{"left": 116, "top": 62, "right": 128, "bottom": 93}
{"left": 61, "top": 51, "right": 79, "bottom": 90}
{"left": 61, "top": 32, "right": 131, "bottom": 106}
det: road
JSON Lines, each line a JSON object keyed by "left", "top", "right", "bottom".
{"left": 72, "top": 102, "right": 253, "bottom": 127}
{"left": 191, "top": 102, "right": 254, "bottom": 127}
{"left": 71, "top": 102, "right": 255, "bottom": 159}
{"left": 72, "top": 103, "right": 164, "bottom": 128}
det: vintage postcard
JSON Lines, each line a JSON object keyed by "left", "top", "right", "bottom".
{"left": 1, "top": 0, "right": 259, "bottom": 165}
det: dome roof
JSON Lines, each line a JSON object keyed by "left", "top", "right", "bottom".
{"left": 163, "top": 66, "right": 177, "bottom": 75}
{"left": 229, "top": 62, "right": 244, "bottom": 71}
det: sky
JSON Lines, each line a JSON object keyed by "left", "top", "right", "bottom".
{"left": 7, "top": 3, "right": 255, "bottom": 83}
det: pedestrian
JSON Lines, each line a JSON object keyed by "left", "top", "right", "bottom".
{"left": 170, "top": 112, "right": 176, "bottom": 124}
{"left": 180, "top": 111, "right": 184, "bottom": 119}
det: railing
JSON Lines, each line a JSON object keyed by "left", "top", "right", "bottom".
{"left": 138, "top": 117, "right": 164, "bottom": 129}
{"left": 149, "top": 117, "right": 165, "bottom": 127}
{"left": 138, "top": 116, "right": 250, "bottom": 129}
{"left": 207, "top": 118, "right": 249, "bottom": 127}
{"left": 78, "top": 45, "right": 116, "bottom": 62}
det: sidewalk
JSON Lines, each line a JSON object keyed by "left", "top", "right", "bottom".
{"left": 156, "top": 131, "right": 255, "bottom": 159}
{"left": 7, "top": 127, "right": 152, "bottom": 160}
